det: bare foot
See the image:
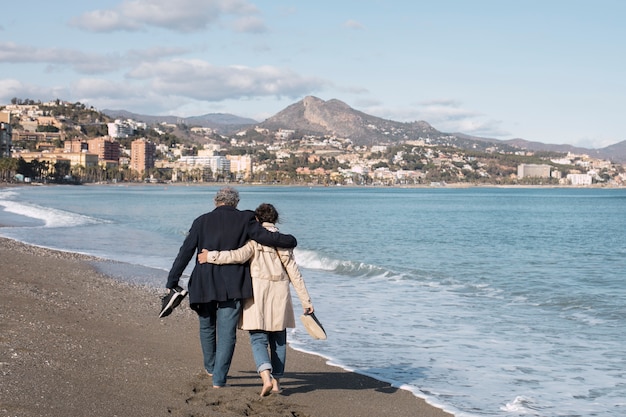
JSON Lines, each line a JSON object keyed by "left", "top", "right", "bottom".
{"left": 259, "top": 370, "right": 273, "bottom": 397}
{"left": 272, "top": 378, "right": 281, "bottom": 393}
{"left": 260, "top": 382, "right": 273, "bottom": 397}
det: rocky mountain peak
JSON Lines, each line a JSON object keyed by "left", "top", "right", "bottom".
{"left": 260, "top": 96, "right": 438, "bottom": 145}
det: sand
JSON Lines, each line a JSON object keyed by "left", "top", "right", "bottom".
{"left": 0, "top": 236, "right": 453, "bottom": 417}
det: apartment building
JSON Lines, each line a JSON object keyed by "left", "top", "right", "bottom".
{"left": 517, "top": 164, "right": 551, "bottom": 179}
{"left": 61, "top": 152, "right": 100, "bottom": 168}
{"left": 64, "top": 140, "right": 88, "bottom": 153}
{"left": 87, "top": 137, "right": 121, "bottom": 166}
{"left": 227, "top": 154, "right": 253, "bottom": 179}
{"left": 178, "top": 155, "right": 231, "bottom": 175}
{"left": 16, "top": 151, "right": 98, "bottom": 169}
{"left": 0, "top": 111, "right": 11, "bottom": 158}
{"left": 107, "top": 120, "right": 134, "bottom": 138}
{"left": 567, "top": 173, "right": 593, "bottom": 186}
{"left": 130, "top": 138, "right": 156, "bottom": 174}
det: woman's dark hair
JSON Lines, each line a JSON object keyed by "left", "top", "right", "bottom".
{"left": 255, "top": 203, "right": 279, "bottom": 224}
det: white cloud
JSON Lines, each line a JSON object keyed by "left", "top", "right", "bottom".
{"left": 127, "top": 59, "right": 329, "bottom": 101}
{"left": 71, "top": 78, "right": 134, "bottom": 98}
{"left": 70, "top": 9, "right": 140, "bottom": 32}
{"left": 1, "top": 41, "right": 332, "bottom": 115}
{"left": 63, "top": 70, "right": 326, "bottom": 116}
{"left": 0, "top": 42, "right": 43, "bottom": 63}
{"left": 0, "top": 42, "right": 118, "bottom": 74}
{"left": 361, "top": 99, "right": 511, "bottom": 138}
{"left": 70, "top": 0, "right": 264, "bottom": 33}
{"left": 0, "top": 79, "right": 69, "bottom": 104}
{"left": 69, "top": 78, "right": 174, "bottom": 113}
{"left": 0, "top": 42, "right": 188, "bottom": 75}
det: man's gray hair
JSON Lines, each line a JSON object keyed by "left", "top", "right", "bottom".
{"left": 214, "top": 186, "right": 240, "bottom": 207}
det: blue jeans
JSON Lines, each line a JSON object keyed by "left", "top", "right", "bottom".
{"left": 196, "top": 300, "right": 241, "bottom": 386}
{"left": 249, "top": 330, "right": 287, "bottom": 378}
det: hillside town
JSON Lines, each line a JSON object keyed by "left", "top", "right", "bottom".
{"left": 1, "top": 100, "right": 624, "bottom": 187}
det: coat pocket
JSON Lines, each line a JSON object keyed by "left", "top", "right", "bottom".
{"left": 256, "top": 246, "right": 287, "bottom": 281}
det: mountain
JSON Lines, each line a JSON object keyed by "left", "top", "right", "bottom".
{"left": 258, "top": 96, "right": 443, "bottom": 145}
{"left": 595, "top": 140, "right": 626, "bottom": 164}
{"left": 502, "top": 138, "right": 626, "bottom": 163}
{"left": 101, "top": 109, "right": 257, "bottom": 129}
{"left": 454, "top": 133, "right": 626, "bottom": 163}
{"left": 103, "top": 97, "right": 626, "bottom": 163}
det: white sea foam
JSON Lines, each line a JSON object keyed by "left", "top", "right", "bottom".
{"left": 293, "top": 248, "right": 340, "bottom": 270}
{"left": 501, "top": 396, "right": 539, "bottom": 414}
{"left": 0, "top": 199, "right": 105, "bottom": 228}
{"left": 0, "top": 189, "right": 19, "bottom": 199}
{"left": 295, "top": 248, "right": 392, "bottom": 278}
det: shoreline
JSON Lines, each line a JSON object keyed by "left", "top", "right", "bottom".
{"left": 0, "top": 236, "right": 453, "bottom": 417}
{"left": 2, "top": 180, "right": 623, "bottom": 190}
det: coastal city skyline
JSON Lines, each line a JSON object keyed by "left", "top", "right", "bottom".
{"left": 3, "top": 99, "right": 623, "bottom": 187}
{"left": 1, "top": 1, "right": 624, "bottom": 149}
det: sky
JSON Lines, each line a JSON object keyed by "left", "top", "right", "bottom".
{"left": 1, "top": 0, "right": 624, "bottom": 149}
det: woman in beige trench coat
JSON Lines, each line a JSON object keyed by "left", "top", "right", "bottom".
{"left": 198, "top": 203, "right": 314, "bottom": 396}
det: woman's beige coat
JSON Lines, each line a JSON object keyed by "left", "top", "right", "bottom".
{"left": 204, "top": 223, "right": 313, "bottom": 331}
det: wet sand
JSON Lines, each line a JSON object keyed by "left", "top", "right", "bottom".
{"left": 0, "top": 236, "right": 452, "bottom": 417}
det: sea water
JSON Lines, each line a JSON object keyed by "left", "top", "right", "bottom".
{"left": 1, "top": 184, "right": 625, "bottom": 417}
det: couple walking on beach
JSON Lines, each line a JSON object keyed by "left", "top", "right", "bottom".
{"left": 164, "top": 186, "right": 314, "bottom": 396}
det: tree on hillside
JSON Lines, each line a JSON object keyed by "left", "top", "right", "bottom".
{"left": 82, "top": 123, "right": 108, "bottom": 137}
{"left": 10, "top": 98, "right": 40, "bottom": 105}
{"left": 62, "top": 125, "right": 81, "bottom": 140}
{"left": 37, "top": 125, "right": 59, "bottom": 133}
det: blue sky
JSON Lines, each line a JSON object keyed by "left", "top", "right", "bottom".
{"left": 1, "top": 0, "right": 624, "bottom": 149}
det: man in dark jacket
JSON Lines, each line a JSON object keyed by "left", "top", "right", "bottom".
{"left": 165, "top": 187, "right": 297, "bottom": 388}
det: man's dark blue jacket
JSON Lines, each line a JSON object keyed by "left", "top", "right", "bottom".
{"left": 166, "top": 205, "right": 297, "bottom": 306}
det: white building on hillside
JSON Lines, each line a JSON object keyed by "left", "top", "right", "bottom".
{"left": 108, "top": 120, "right": 134, "bottom": 138}
{"left": 517, "top": 164, "right": 551, "bottom": 178}
{"left": 567, "top": 173, "right": 592, "bottom": 185}
{"left": 179, "top": 155, "right": 231, "bottom": 174}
